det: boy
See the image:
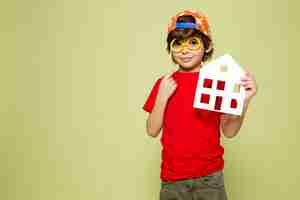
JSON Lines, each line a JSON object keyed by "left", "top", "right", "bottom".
{"left": 143, "top": 10, "right": 257, "bottom": 200}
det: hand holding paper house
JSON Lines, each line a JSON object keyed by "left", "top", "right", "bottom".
{"left": 193, "top": 54, "right": 246, "bottom": 115}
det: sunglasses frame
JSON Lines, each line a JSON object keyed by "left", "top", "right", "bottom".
{"left": 170, "top": 36, "right": 203, "bottom": 53}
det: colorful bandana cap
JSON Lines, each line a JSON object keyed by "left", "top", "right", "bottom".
{"left": 167, "top": 9, "right": 212, "bottom": 40}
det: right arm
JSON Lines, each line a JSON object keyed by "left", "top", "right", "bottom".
{"left": 146, "top": 72, "right": 177, "bottom": 137}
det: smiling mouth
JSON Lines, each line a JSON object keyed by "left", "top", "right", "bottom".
{"left": 181, "top": 57, "right": 193, "bottom": 62}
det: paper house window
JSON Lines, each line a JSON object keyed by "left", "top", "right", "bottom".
{"left": 203, "top": 78, "right": 213, "bottom": 88}
{"left": 233, "top": 83, "right": 240, "bottom": 93}
{"left": 230, "top": 99, "right": 238, "bottom": 108}
{"left": 193, "top": 54, "right": 246, "bottom": 115}
{"left": 214, "top": 96, "right": 223, "bottom": 110}
{"left": 216, "top": 80, "right": 225, "bottom": 90}
{"left": 220, "top": 64, "right": 228, "bottom": 72}
{"left": 200, "top": 94, "right": 210, "bottom": 104}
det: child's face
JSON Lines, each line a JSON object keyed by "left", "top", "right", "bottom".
{"left": 170, "top": 36, "right": 205, "bottom": 71}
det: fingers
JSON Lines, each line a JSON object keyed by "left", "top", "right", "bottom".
{"left": 240, "top": 80, "right": 254, "bottom": 86}
{"left": 242, "top": 70, "right": 256, "bottom": 80}
{"left": 170, "top": 83, "right": 177, "bottom": 92}
{"left": 241, "top": 70, "right": 256, "bottom": 84}
{"left": 158, "top": 70, "right": 178, "bottom": 100}
{"left": 243, "top": 84, "right": 255, "bottom": 90}
{"left": 169, "top": 78, "right": 177, "bottom": 85}
{"left": 241, "top": 80, "right": 257, "bottom": 95}
{"left": 163, "top": 70, "right": 176, "bottom": 81}
{"left": 162, "top": 70, "right": 177, "bottom": 89}
{"left": 241, "top": 80, "right": 255, "bottom": 88}
{"left": 240, "top": 76, "right": 251, "bottom": 81}
{"left": 240, "top": 69, "right": 258, "bottom": 96}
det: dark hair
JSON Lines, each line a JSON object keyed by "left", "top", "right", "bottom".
{"left": 166, "top": 15, "right": 214, "bottom": 63}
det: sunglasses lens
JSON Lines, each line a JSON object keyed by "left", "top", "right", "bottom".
{"left": 171, "top": 39, "right": 182, "bottom": 52}
{"left": 188, "top": 37, "right": 201, "bottom": 50}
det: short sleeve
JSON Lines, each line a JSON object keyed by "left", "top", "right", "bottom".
{"left": 142, "top": 78, "right": 162, "bottom": 113}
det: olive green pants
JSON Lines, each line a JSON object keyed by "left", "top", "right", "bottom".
{"left": 160, "top": 170, "right": 228, "bottom": 200}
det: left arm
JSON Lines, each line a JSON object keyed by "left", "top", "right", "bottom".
{"left": 220, "top": 70, "right": 258, "bottom": 138}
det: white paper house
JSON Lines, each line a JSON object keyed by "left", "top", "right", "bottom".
{"left": 193, "top": 54, "right": 246, "bottom": 115}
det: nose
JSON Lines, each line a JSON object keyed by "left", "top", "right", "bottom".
{"left": 181, "top": 47, "right": 189, "bottom": 54}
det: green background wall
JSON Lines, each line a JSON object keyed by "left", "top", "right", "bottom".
{"left": 1, "top": 0, "right": 298, "bottom": 199}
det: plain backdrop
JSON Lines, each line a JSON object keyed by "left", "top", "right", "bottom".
{"left": 1, "top": 0, "right": 299, "bottom": 199}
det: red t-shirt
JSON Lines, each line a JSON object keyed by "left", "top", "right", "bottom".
{"left": 143, "top": 70, "right": 224, "bottom": 181}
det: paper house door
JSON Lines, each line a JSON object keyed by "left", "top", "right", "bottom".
{"left": 193, "top": 54, "right": 246, "bottom": 115}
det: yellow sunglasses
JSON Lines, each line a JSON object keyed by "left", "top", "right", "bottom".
{"left": 170, "top": 36, "right": 202, "bottom": 53}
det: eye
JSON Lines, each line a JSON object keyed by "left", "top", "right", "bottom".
{"left": 190, "top": 38, "right": 199, "bottom": 46}
{"left": 173, "top": 40, "right": 182, "bottom": 46}
{"left": 171, "top": 39, "right": 183, "bottom": 50}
